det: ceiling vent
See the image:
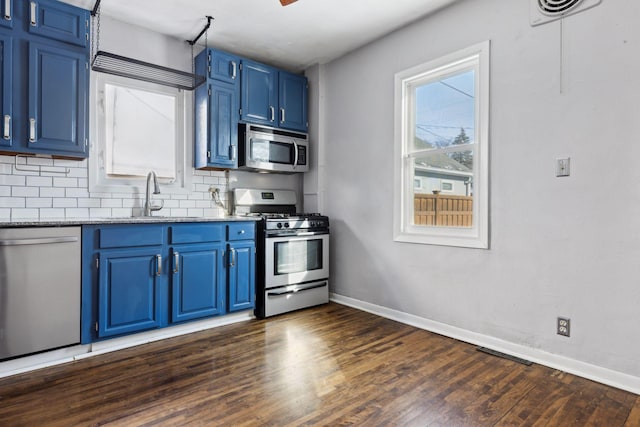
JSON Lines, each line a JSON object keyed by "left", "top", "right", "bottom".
{"left": 530, "top": 0, "right": 601, "bottom": 26}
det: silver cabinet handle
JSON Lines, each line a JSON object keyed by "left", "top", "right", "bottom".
{"left": 30, "top": 1, "right": 36, "bottom": 26}
{"left": 3, "top": 115, "right": 10, "bottom": 140}
{"left": 280, "top": 108, "right": 285, "bottom": 123}
{"left": 4, "top": 0, "right": 11, "bottom": 21}
{"left": 29, "top": 118, "right": 36, "bottom": 142}
{"left": 229, "top": 247, "right": 236, "bottom": 267}
{"left": 231, "top": 61, "right": 237, "bottom": 79}
{"left": 156, "top": 254, "right": 162, "bottom": 276}
{"left": 230, "top": 144, "right": 237, "bottom": 161}
{"left": 173, "top": 251, "right": 179, "bottom": 273}
{"left": 269, "top": 106, "right": 275, "bottom": 122}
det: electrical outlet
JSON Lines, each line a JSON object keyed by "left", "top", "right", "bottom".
{"left": 556, "top": 158, "right": 570, "bottom": 177}
{"left": 557, "top": 317, "right": 570, "bottom": 337}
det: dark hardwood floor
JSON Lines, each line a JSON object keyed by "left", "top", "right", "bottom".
{"left": 0, "top": 303, "right": 638, "bottom": 426}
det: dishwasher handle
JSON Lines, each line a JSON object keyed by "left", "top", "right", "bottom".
{"left": 0, "top": 236, "right": 79, "bottom": 246}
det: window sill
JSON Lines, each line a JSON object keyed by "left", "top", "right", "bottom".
{"left": 394, "top": 229, "right": 488, "bottom": 249}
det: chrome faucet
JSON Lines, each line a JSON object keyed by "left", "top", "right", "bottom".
{"left": 144, "top": 171, "right": 164, "bottom": 216}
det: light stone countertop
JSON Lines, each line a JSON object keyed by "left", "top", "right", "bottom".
{"left": 0, "top": 216, "right": 260, "bottom": 227}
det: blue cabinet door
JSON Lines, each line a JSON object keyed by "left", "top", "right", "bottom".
{"left": 241, "top": 59, "right": 277, "bottom": 126}
{"left": 278, "top": 71, "right": 308, "bottom": 132}
{"left": 27, "top": 0, "right": 89, "bottom": 47}
{"left": 194, "top": 82, "right": 238, "bottom": 169}
{"left": 171, "top": 244, "right": 226, "bottom": 323}
{"left": 98, "top": 248, "right": 164, "bottom": 338}
{"left": 228, "top": 241, "right": 255, "bottom": 312}
{"left": 0, "top": 33, "right": 12, "bottom": 148}
{"left": 28, "top": 41, "right": 87, "bottom": 155}
{"left": 0, "top": 0, "right": 13, "bottom": 29}
{"left": 209, "top": 49, "right": 240, "bottom": 84}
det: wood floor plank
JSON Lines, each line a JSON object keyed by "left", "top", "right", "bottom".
{"left": 0, "top": 303, "right": 636, "bottom": 426}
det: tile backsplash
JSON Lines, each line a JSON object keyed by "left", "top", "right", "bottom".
{"left": 0, "top": 155, "right": 228, "bottom": 220}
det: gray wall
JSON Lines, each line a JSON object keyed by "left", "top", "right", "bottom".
{"left": 315, "top": 0, "right": 640, "bottom": 379}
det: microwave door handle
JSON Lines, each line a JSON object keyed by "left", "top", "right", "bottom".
{"left": 293, "top": 140, "right": 299, "bottom": 168}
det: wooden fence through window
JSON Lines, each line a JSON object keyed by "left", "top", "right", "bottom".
{"left": 414, "top": 193, "right": 473, "bottom": 227}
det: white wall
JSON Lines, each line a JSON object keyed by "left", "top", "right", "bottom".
{"left": 319, "top": 0, "right": 640, "bottom": 381}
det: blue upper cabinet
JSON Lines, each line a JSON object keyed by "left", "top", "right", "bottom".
{"left": 0, "top": 33, "right": 12, "bottom": 148}
{"left": 241, "top": 59, "right": 308, "bottom": 132}
{"left": 208, "top": 49, "right": 240, "bottom": 84}
{"left": 195, "top": 81, "right": 238, "bottom": 169}
{"left": 0, "top": 0, "right": 13, "bottom": 29}
{"left": 279, "top": 71, "right": 308, "bottom": 132}
{"left": 0, "top": 0, "right": 89, "bottom": 158}
{"left": 241, "top": 59, "right": 278, "bottom": 126}
{"left": 27, "top": 0, "right": 89, "bottom": 47}
{"left": 195, "top": 48, "right": 240, "bottom": 169}
{"left": 28, "top": 41, "right": 87, "bottom": 155}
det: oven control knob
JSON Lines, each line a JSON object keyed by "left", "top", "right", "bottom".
{"left": 284, "top": 222, "right": 290, "bottom": 228}
{"left": 277, "top": 223, "right": 283, "bottom": 229}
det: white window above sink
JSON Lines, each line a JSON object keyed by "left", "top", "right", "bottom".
{"left": 89, "top": 72, "right": 192, "bottom": 194}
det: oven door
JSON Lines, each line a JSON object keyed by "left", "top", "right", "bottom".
{"left": 264, "top": 232, "right": 329, "bottom": 288}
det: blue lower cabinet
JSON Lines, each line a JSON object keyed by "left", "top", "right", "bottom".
{"left": 228, "top": 241, "right": 255, "bottom": 312}
{"left": 98, "top": 248, "right": 164, "bottom": 338}
{"left": 171, "top": 245, "right": 226, "bottom": 323}
{"left": 81, "top": 222, "right": 256, "bottom": 344}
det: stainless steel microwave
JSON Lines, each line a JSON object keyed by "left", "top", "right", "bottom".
{"left": 238, "top": 123, "right": 309, "bottom": 173}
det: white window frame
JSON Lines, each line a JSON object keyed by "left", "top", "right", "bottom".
{"left": 393, "top": 41, "right": 490, "bottom": 248}
{"left": 89, "top": 72, "right": 193, "bottom": 194}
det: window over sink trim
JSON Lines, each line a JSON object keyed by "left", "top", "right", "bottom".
{"left": 393, "top": 41, "right": 490, "bottom": 249}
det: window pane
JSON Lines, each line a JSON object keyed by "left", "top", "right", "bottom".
{"left": 414, "top": 70, "right": 475, "bottom": 152}
{"left": 413, "top": 150, "right": 473, "bottom": 228}
{"left": 410, "top": 68, "right": 475, "bottom": 229}
{"left": 105, "top": 84, "right": 176, "bottom": 179}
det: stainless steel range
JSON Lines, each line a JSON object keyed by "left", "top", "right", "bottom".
{"left": 234, "top": 189, "right": 330, "bottom": 318}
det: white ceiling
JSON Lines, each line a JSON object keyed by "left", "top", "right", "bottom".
{"left": 63, "top": 0, "right": 459, "bottom": 72}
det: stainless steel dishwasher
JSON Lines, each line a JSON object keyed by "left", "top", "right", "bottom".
{"left": 0, "top": 226, "right": 81, "bottom": 360}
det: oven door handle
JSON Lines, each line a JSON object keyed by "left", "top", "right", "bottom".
{"left": 266, "top": 231, "right": 329, "bottom": 238}
{"left": 267, "top": 282, "right": 327, "bottom": 296}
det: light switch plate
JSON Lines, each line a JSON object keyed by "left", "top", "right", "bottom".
{"left": 556, "top": 158, "right": 570, "bottom": 177}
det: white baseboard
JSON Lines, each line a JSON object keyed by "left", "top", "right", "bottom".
{"left": 330, "top": 293, "right": 640, "bottom": 395}
{"left": 0, "top": 311, "right": 254, "bottom": 379}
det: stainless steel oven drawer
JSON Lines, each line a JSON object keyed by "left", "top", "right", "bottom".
{"left": 263, "top": 280, "right": 329, "bottom": 317}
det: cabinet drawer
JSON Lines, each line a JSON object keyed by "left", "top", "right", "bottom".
{"left": 170, "top": 223, "right": 224, "bottom": 244}
{"left": 99, "top": 225, "right": 164, "bottom": 248}
{"left": 227, "top": 222, "right": 255, "bottom": 241}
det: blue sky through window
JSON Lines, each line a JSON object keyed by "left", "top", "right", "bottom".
{"left": 415, "top": 69, "right": 475, "bottom": 147}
